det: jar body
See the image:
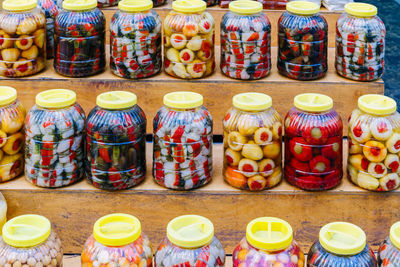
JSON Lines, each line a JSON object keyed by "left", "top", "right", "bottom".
{"left": 153, "top": 105, "right": 213, "bottom": 190}
{"left": 86, "top": 105, "right": 147, "bottom": 190}
{"left": 0, "top": 8, "right": 46, "bottom": 77}
{"left": 221, "top": 11, "right": 271, "bottom": 80}
{"left": 25, "top": 103, "right": 86, "bottom": 187}
{"left": 347, "top": 108, "right": 400, "bottom": 191}
{"left": 219, "top": 0, "right": 287, "bottom": 9}
{"left": 54, "top": 8, "right": 106, "bottom": 77}
{"left": 278, "top": 11, "right": 328, "bottom": 80}
{"left": 378, "top": 237, "right": 400, "bottom": 266}
{"left": 38, "top": 0, "right": 61, "bottom": 59}
{"left": 0, "top": 231, "right": 63, "bottom": 266}
{"left": 110, "top": 9, "right": 162, "bottom": 79}
{"left": 284, "top": 107, "right": 343, "bottom": 190}
{"left": 98, "top": 0, "right": 120, "bottom": 8}
{"left": 336, "top": 13, "right": 385, "bottom": 81}
{"left": 164, "top": 10, "right": 215, "bottom": 79}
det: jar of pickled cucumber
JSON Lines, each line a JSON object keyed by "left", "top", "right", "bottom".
{"left": 233, "top": 217, "right": 305, "bottom": 266}
{"left": 278, "top": 1, "right": 328, "bottom": 80}
{"left": 25, "top": 89, "right": 86, "bottom": 188}
{"left": 0, "top": 193, "right": 6, "bottom": 235}
{"left": 348, "top": 94, "right": 400, "bottom": 191}
{"left": 37, "top": 0, "right": 61, "bottom": 59}
{"left": 81, "top": 213, "right": 153, "bottom": 267}
{"left": 223, "top": 93, "right": 282, "bottom": 191}
{"left": 153, "top": 92, "right": 213, "bottom": 190}
{"left": 0, "top": 0, "right": 46, "bottom": 77}
{"left": 164, "top": 0, "right": 215, "bottom": 79}
{"left": 219, "top": 0, "right": 288, "bottom": 9}
{"left": 0, "top": 214, "right": 63, "bottom": 266}
{"left": 284, "top": 93, "right": 343, "bottom": 190}
{"left": 378, "top": 222, "right": 400, "bottom": 266}
{"left": 155, "top": 215, "right": 225, "bottom": 266}
{"left": 110, "top": 0, "right": 162, "bottom": 79}
{"left": 86, "top": 91, "right": 147, "bottom": 190}
{"left": 308, "top": 222, "right": 377, "bottom": 266}
{"left": 220, "top": 0, "right": 271, "bottom": 80}
{"left": 54, "top": 0, "right": 106, "bottom": 77}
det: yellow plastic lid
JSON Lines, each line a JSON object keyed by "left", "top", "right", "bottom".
{"left": 246, "top": 217, "right": 293, "bottom": 251}
{"left": 319, "top": 222, "right": 366, "bottom": 255}
{"left": 233, "top": 92, "right": 272, "bottom": 112}
{"left": 3, "top": 0, "right": 37, "bottom": 11}
{"left": 93, "top": 213, "right": 142, "bottom": 247}
{"left": 345, "top": 3, "right": 377, "bottom": 18}
{"left": 167, "top": 215, "right": 214, "bottom": 248}
{"left": 2, "top": 214, "right": 51, "bottom": 248}
{"left": 36, "top": 89, "right": 76, "bottom": 109}
{"left": 390, "top": 222, "right": 400, "bottom": 250}
{"left": 119, "top": 0, "right": 153, "bottom": 12}
{"left": 0, "top": 86, "right": 17, "bottom": 107}
{"left": 229, "top": 0, "right": 262, "bottom": 15}
{"left": 172, "top": 0, "right": 206, "bottom": 13}
{"left": 97, "top": 91, "right": 137, "bottom": 110}
{"left": 358, "top": 94, "right": 396, "bottom": 115}
{"left": 63, "top": 0, "right": 97, "bottom": 11}
{"left": 286, "top": 1, "right": 320, "bottom": 15}
{"left": 294, "top": 93, "right": 333, "bottom": 112}
{"left": 163, "top": 91, "right": 203, "bottom": 109}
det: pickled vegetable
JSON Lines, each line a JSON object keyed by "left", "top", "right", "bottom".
{"left": 37, "top": 0, "right": 61, "bottom": 59}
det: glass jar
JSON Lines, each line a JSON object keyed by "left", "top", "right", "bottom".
{"left": 308, "top": 222, "right": 377, "bottom": 266}
{"left": 155, "top": 215, "right": 225, "bottom": 266}
{"left": 220, "top": 1, "right": 271, "bottom": 80}
{"left": 277, "top": 1, "right": 328, "bottom": 80}
{"left": 110, "top": 0, "right": 162, "bottom": 79}
{"left": 284, "top": 93, "right": 343, "bottom": 190}
{"left": 54, "top": 0, "right": 106, "bottom": 77}
{"left": 0, "top": 0, "right": 46, "bottom": 77}
{"left": 25, "top": 89, "right": 85, "bottom": 188}
{"left": 37, "top": 0, "right": 61, "bottom": 59}
{"left": 86, "top": 91, "right": 147, "bottom": 190}
{"left": 219, "top": 0, "right": 287, "bottom": 9}
{"left": 223, "top": 93, "right": 282, "bottom": 191}
{"left": 233, "top": 217, "right": 305, "bottom": 266}
{"left": 0, "top": 193, "right": 6, "bottom": 235}
{"left": 336, "top": 3, "right": 385, "bottom": 81}
{"left": 82, "top": 213, "right": 153, "bottom": 267}
{"left": 98, "top": 0, "right": 120, "bottom": 8}
{"left": 0, "top": 214, "right": 63, "bottom": 266}
{"left": 378, "top": 222, "right": 400, "bottom": 266}
{"left": 153, "top": 92, "right": 213, "bottom": 190}
{"left": 164, "top": 0, "right": 215, "bottom": 79}
{"left": 348, "top": 94, "right": 400, "bottom": 191}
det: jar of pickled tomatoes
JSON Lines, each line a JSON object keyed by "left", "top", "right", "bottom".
{"left": 284, "top": 93, "right": 343, "bottom": 190}
{"left": 378, "top": 222, "right": 400, "bottom": 266}
{"left": 37, "top": 0, "right": 61, "bottom": 59}
{"left": 223, "top": 93, "right": 282, "bottom": 191}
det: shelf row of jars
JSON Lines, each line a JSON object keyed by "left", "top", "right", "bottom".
{"left": 0, "top": 0, "right": 385, "bottom": 82}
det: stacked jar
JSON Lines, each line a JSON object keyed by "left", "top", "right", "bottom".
{"left": 81, "top": 213, "right": 153, "bottom": 266}
{"left": 220, "top": 0, "right": 271, "bottom": 80}
{"left": 25, "top": 89, "right": 85, "bottom": 188}
{"left": 54, "top": 0, "right": 106, "bottom": 77}
{"left": 110, "top": 0, "right": 162, "bottom": 79}
{"left": 0, "top": 0, "right": 46, "bottom": 77}
{"left": 348, "top": 94, "right": 400, "bottom": 191}
{"left": 164, "top": 0, "right": 215, "bottom": 79}
{"left": 219, "top": 0, "right": 288, "bottom": 9}
{"left": 37, "top": 0, "right": 61, "bottom": 59}
{"left": 378, "top": 222, "right": 400, "bottom": 266}
{"left": 98, "top": 0, "right": 120, "bottom": 8}
{"left": 308, "top": 222, "right": 377, "bottom": 266}
{"left": 277, "top": 1, "right": 328, "bottom": 80}
{"left": 233, "top": 217, "right": 305, "bottom": 266}
{"left": 336, "top": 3, "right": 385, "bottom": 81}
{"left": 223, "top": 93, "right": 282, "bottom": 191}
{"left": 86, "top": 91, "right": 147, "bottom": 190}
{"left": 155, "top": 215, "right": 225, "bottom": 266}
{"left": 284, "top": 93, "right": 343, "bottom": 190}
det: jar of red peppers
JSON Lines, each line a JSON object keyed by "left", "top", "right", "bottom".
{"left": 81, "top": 213, "right": 153, "bottom": 267}
{"left": 37, "top": 0, "right": 61, "bottom": 59}
{"left": 110, "top": 0, "right": 162, "bottom": 79}
{"left": 348, "top": 94, "right": 400, "bottom": 191}
{"left": 378, "top": 222, "right": 400, "bottom": 266}
{"left": 220, "top": 0, "right": 271, "bottom": 80}
{"left": 153, "top": 92, "right": 213, "bottom": 190}
{"left": 54, "top": 0, "right": 106, "bottom": 77}
{"left": 223, "top": 93, "right": 282, "bottom": 191}
{"left": 0, "top": 0, "right": 46, "bottom": 77}
{"left": 25, "top": 89, "right": 86, "bottom": 188}
{"left": 278, "top": 1, "right": 328, "bottom": 80}
{"left": 233, "top": 217, "right": 305, "bottom": 266}
{"left": 86, "top": 91, "right": 147, "bottom": 190}
{"left": 164, "top": 0, "right": 215, "bottom": 79}
{"left": 155, "top": 215, "right": 225, "bottom": 266}
{"left": 219, "top": 0, "right": 287, "bottom": 9}
{"left": 284, "top": 93, "right": 343, "bottom": 190}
